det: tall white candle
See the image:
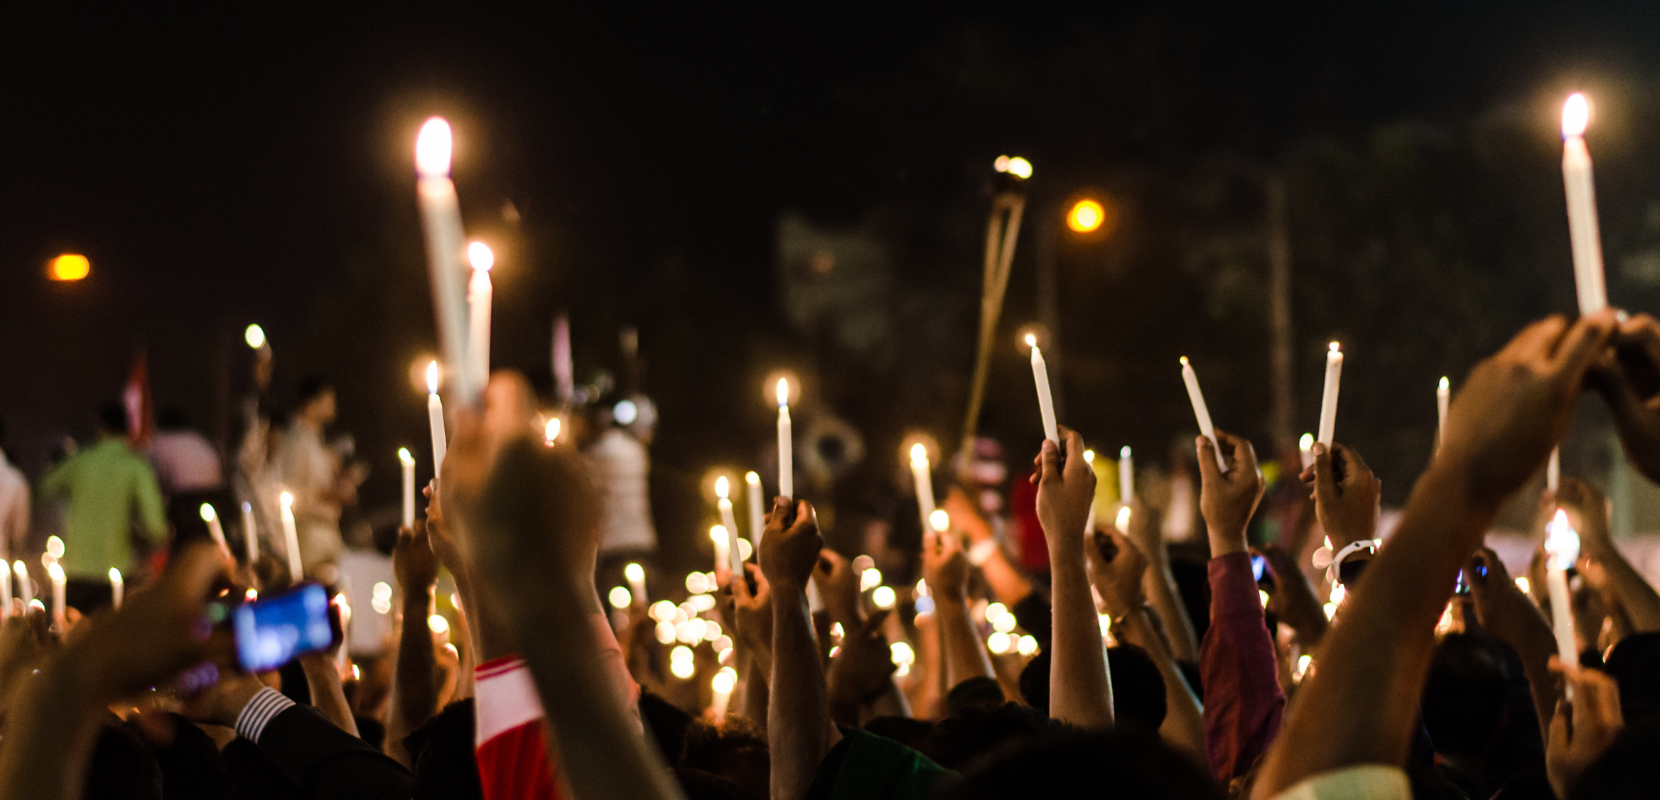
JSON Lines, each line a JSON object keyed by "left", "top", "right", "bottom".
{"left": 426, "top": 361, "right": 449, "bottom": 475}
{"left": 909, "top": 444, "right": 937, "bottom": 535}
{"left": 776, "top": 379, "right": 793, "bottom": 499}
{"left": 1026, "top": 335, "right": 1059, "bottom": 444}
{"left": 1436, "top": 377, "right": 1450, "bottom": 452}
{"left": 1299, "top": 433, "right": 1315, "bottom": 469}
{"left": 1545, "top": 509, "right": 1581, "bottom": 699}
{"left": 466, "top": 242, "right": 494, "bottom": 394}
{"left": 415, "top": 118, "right": 474, "bottom": 403}
{"left": 14, "top": 561, "right": 32, "bottom": 606}
{"left": 1118, "top": 446, "right": 1134, "bottom": 506}
{"left": 1083, "top": 450, "right": 1098, "bottom": 534}
{"left": 715, "top": 478, "right": 743, "bottom": 574}
{"left": 399, "top": 448, "right": 417, "bottom": 528}
{"left": 1547, "top": 448, "right": 1561, "bottom": 493}
{"left": 108, "top": 568, "right": 124, "bottom": 610}
{"left": 1317, "top": 342, "right": 1344, "bottom": 447}
{"left": 711, "top": 525, "right": 732, "bottom": 576}
{"left": 1561, "top": 94, "right": 1608, "bottom": 317}
{"left": 710, "top": 666, "right": 737, "bottom": 723}
{"left": 552, "top": 313, "right": 574, "bottom": 404}
{"left": 200, "top": 503, "right": 227, "bottom": 548}
{"left": 280, "top": 491, "right": 304, "bottom": 581}
{"left": 0, "top": 559, "right": 10, "bottom": 620}
{"left": 624, "top": 562, "right": 647, "bottom": 605}
{"left": 1179, "top": 357, "right": 1228, "bottom": 472}
{"left": 47, "top": 561, "right": 65, "bottom": 630}
{"left": 745, "top": 472, "right": 765, "bottom": 550}
{"left": 241, "top": 501, "right": 259, "bottom": 566}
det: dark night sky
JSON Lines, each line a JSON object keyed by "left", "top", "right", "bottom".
{"left": 3, "top": 2, "right": 1659, "bottom": 556}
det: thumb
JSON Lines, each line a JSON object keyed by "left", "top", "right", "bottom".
{"left": 1195, "top": 435, "right": 1223, "bottom": 488}
{"left": 1038, "top": 439, "right": 1062, "bottom": 484}
{"left": 1312, "top": 443, "right": 1341, "bottom": 514}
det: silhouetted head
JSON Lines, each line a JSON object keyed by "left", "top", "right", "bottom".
{"left": 681, "top": 718, "right": 770, "bottom": 800}
{"left": 98, "top": 401, "right": 130, "bottom": 437}
{"left": 295, "top": 378, "right": 336, "bottom": 425}
{"left": 1421, "top": 634, "right": 1508, "bottom": 760}
{"left": 936, "top": 728, "right": 1223, "bottom": 800}
{"left": 406, "top": 699, "right": 484, "bottom": 800}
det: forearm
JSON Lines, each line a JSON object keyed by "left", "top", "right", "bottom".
{"left": 299, "top": 653, "right": 360, "bottom": 738}
{"left": 937, "top": 596, "right": 994, "bottom": 687}
{"left": 1253, "top": 469, "right": 1494, "bottom": 798}
{"left": 741, "top": 652, "right": 770, "bottom": 728}
{"left": 1201, "top": 552, "right": 1286, "bottom": 784}
{"left": 1506, "top": 623, "right": 1559, "bottom": 743}
{"left": 1048, "top": 547, "right": 1113, "bottom": 727}
{"left": 770, "top": 582, "right": 835, "bottom": 800}
{"left": 387, "top": 595, "right": 438, "bottom": 764}
{"left": 1120, "top": 609, "right": 1205, "bottom": 758}
{"left": 0, "top": 667, "right": 104, "bottom": 799}
{"left": 1598, "top": 552, "right": 1660, "bottom": 633}
{"left": 1143, "top": 561, "right": 1199, "bottom": 663}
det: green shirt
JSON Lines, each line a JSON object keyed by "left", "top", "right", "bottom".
{"left": 40, "top": 439, "right": 167, "bottom": 577}
{"left": 805, "top": 729, "right": 956, "bottom": 800}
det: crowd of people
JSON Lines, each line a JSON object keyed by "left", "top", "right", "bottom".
{"left": 0, "top": 310, "right": 1657, "bottom": 800}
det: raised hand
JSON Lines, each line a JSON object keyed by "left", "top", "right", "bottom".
{"left": 1467, "top": 547, "right": 1550, "bottom": 651}
{"left": 825, "top": 609, "right": 897, "bottom": 711}
{"left": 1032, "top": 426, "right": 1096, "bottom": 553}
{"left": 393, "top": 520, "right": 440, "bottom": 595}
{"left": 1197, "top": 430, "right": 1264, "bottom": 556}
{"left": 1083, "top": 527, "right": 1148, "bottom": 619}
{"left": 1545, "top": 659, "right": 1625, "bottom": 799}
{"left": 1554, "top": 478, "right": 1612, "bottom": 558}
{"left": 811, "top": 548, "right": 861, "bottom": 629}
{"left": 759, "top": 499, "right": 823, "bottom": 592}
{"left": 1299, "top": 442, "right": 1381, "bottom": 548}
{"left": 730, "top": 563, "right": 774, "bottom": 673}
{"left": 921, "top": 525, "right": 969, "bottom": 603}
{"left": 1440, "top": 312, "right": 1616, "bottom": 505}
{"left": 1590, "top": 312, "right": 1660, "bottom": 483}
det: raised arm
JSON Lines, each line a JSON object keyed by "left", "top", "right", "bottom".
{"left": 1557, "top": 478, "right": 1660, "bottom": 635}
{"left": 1036, "top": 427, "right": 1113, "bottom": 728}
{"left": 1467, "top": 546, "right": 1557, "bottom": 741}
{"left": 386, "top": 520, "right": 440, "bottom": 765}
{"left": 1194, "top": 431, "right": 1281, "bottom": 785}
{"left": 1252, "top": 312, "right": 1616, "bottom": 798}
{"left": 761, "top": 498, "right": 837, "bottom": 800}
{"left": 922, "top": 522, "right": 995, "bottom": 689}
{"left": 1122, "top": 497, "right": 1200, "bottom": 664}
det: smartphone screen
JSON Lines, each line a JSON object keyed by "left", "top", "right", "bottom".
{"left": 233, "top": 583, "right": 336, "bottom": 673}
{"left": 1251, "top": 554, "right": 1267, "bottom": 582}
{"left": 1454, "top": 569, "right": 1472, "bottom": 595}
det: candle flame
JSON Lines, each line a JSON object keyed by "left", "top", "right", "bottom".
{"left": 1329, "top": 341, "right": 1341, "bottom": 352}
{"left": 1438, "top": 376, "right": 1449, "bottom": 391}
{"left": 280, "top": 491, "right": 294, "bottom": 509}
{"left": 715, "top": 476, "right": 730, "bottom": 498}
{"left": 108, "top": 568, "right": 122, "bottom": 585}
{"left": 1545, "top": 508, "right": 1581, "bottom": 569}
{"left": 1562, "top": 93, "right": 1590, "bottom": 138}
{"left": 199, "top": 503, "right": 217, "bottom": 522}
{"left": 745, "top": 471, "right": 761, "bottom": 485}
{"left": 712, "top": 666, "right": 738, "bottom": 694}
{"left": 1120, "top": 445, "right": 1132, "bottom": 459}
{"left": 46, "top": 562, "right": 64, "bottom": 583}
{"left": 415, "top": 117, "right": 453, "bottom": 177}
{"left": 398, "top": 447, "right": 415, "bottom": 466}
{"left": 1024, "top": 333, "right": 1037, "bottom": 348}
{"left": 1299, "top": 433, "right": 1314, "bottom": 450}
{"left": 625, "top": 562, "right": 645, "bottom": 583}
{"left": 1083, "top": 449, "right": 1094, "bottom": 463}
{"left": 12, "top": 561, "right": 24, "bottom": 578}
{"left": 467, "top": 241, "right": 495, "bottom": 271}
{"left": 930, "top": 509, "right": 950, "bottom": 532}
{"left": 994, "top": 155, "right": 1033, "bottom": 179}
{"left": 1179, "top": 356, "right": 1190, "bottom": 366}
{"left": 910, "top": 443, "right": 928, "bottom": 464}
{"left": 426, "top": 361, "right": 440, "bottom": 394}
{"left": 711, "top": 524, "right": 728, "bottom": 543}
{"left": 244, "top": 324, "right": 266, "bottom": 350}
{"left": 428, "top": 614, "right": 449, "bottom": 634}
{"left": 776, "top": 378, "right": 790, "bottom": 407}
{"left": 46, "top": 536, "right": 64, "bottom": 560}
{"left": 544, "top": 418, "right": 560, "bottom": 444}
{"left": 1115, "top": 505, "right": 1132, "bottom": 530}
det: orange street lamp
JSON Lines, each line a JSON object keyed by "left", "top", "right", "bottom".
{"left": 1067, "top": 199, "right": 1106, "bottom": 233}
{"left": 48, "top": 254, "right": 90, "bottom": 281}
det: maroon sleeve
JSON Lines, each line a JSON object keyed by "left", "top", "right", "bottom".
{"left": 1200, "top": 551, "right": 1286, "bottom": 785}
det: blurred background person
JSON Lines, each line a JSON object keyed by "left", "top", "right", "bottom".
{"left": 279, "top": 379, "right": 365, "bottom": 580}
{"left": 150, "top": 406, "right": 227, "bottom": 548}
{"left": 0, "top": 414, "right": 29, "bottom": 560}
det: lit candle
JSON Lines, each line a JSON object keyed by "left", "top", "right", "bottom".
{"left": 930, "top": 509, "right": 950, "bottom": 533}
{"left": 14, "top": 561, "right": 32, "bottom": 606}
{"left": 776, "top": 379, "right": 793, "bottom": 499}
{"left": 1560, "top": 93, "right": 1608, "bottom": 317}
{"left": 711, "top": 525, "right": 731, "bottom": 576}
{"left": 1082, "top": 449, "right": 1097, "bottom": 534}
{"left": 1118, "top": 446, "right": 1134, "bottom": 507}
{"left": 1026, "top": 335, "right": 1059, "bottom": 444}
{"left": 414, "top": 117, "right": 474, "bottom": 402}
{"left": 1545, "top": 509, "right": 1581, "bottom": 699}
{"left": 47, "top": 561, "right": 65, "bottom": 630}
{"left": 745, "top": 472, "right": 765, "bottom": 550}
{"left": 399, "top": 448, "right": 417, "bottom": 528}
{"left": 426, "top": 361, "right": 449, "bottom": 475}
{"left": 200, "top": 503, "right": 227, "bottom": 548}
{"left": 710, "top": 666, "right": 737, "bottom": 723}
{"left": 1317, "top": 342, "right": 1344, "bottom": 447}
{"left": 1436, "top": 377, "right": 1450, "bottom": 452}
{"left": 109, "top": 568, "right": 124, "bottom": 610}
{"left": 1299, "top": 433, "right": 1315, "bottom": 469}
{"left": 466, "top": 241, "right": 494, "bottom": 394}
{"left": 1547, "top": 448, "right": 1561, "bottom": 493}
{"left": 715, "top": 478, "right": 743, "bottom": 574}
{"left": 241, "top": 501, "right": 259, "bottom": 566}
{"left": 544, "top": 417, "right": 561, "bottom": 446}
{"left": 910, "top": 444, "right": 937, "bottom": 535}
{"left": 624, "top": 562, "right": 647, "bottom": 605}
{"left": 1179, "top": 357, "right": 1228, "bottom": 471}
{"left": 0, "top": 558, "right": 10, "bottom": 620}
{"left": 280, "top": 491, "right": 304, "bottom": 581}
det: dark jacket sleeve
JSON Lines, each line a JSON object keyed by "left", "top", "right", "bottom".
{"left": 256, "top": 705, "right": 413, "bottom": 800}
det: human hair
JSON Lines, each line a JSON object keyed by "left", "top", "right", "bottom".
{"left": 406, "top": 699, "right": 484, "bottom": 800}
{"left": 925, "top": 700, "right": 1057, "bottom": 771}
{"left": 98, "top": 401, "right": 130, "bottom": 435}
{"left": 935, "top": 728, "right": 1224, "bottom": 800}
{"left": 639, "top": 690, "right": 695, "bottom": 766}
{"left": 143, "top": 713, "right": 229, "bottom": 800}
{"left": 1420, "top": 633, "right": 1508, "bottom": 760}
{"left": 82, "top": 722, "right": 163, "bottom": 800}
{"left": 679, "top": 718, "right": 770, "bottom": 799}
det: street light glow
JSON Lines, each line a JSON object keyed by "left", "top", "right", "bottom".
{"left": 48, "top": 254, "right": 90, "bottom": 281}
{"left": 1067, "top": 199, "right": 1105, "bottom": 233}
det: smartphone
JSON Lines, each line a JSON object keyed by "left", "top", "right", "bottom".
{"left": 1251, "top": 554, "right": 1268, "bottom": 582}
{"left": 233, "top": 583, "right": 338, "bottom": 673}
